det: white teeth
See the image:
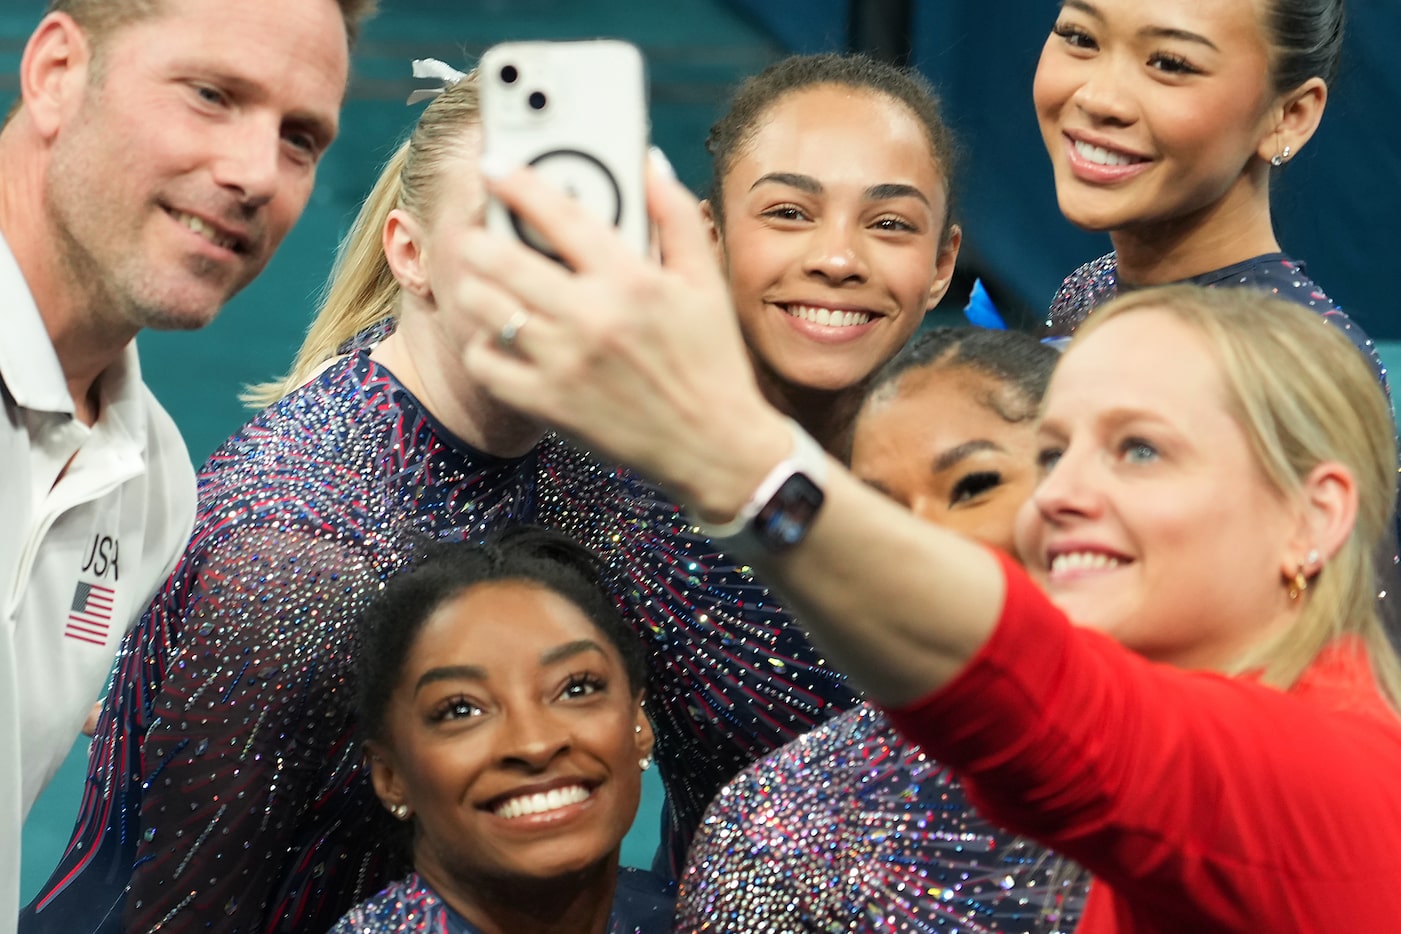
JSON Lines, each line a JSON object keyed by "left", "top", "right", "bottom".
{"left": 493, "top": 784, "right": 591, "bottom": 819}
{"left": 785, "top": 304, "right": 873, "bottom": 328}
{"left": 1050, "top": 551, "right": 1123, "bottom": 574}
{"left": 174, "top": 211, "right": 237, "bottom": 250}
{"left": 1073, "top": 140, "right": 1140, "bottom": 167}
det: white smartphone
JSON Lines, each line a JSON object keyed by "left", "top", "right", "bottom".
{"left": 479, "top": 39, "right": 651, "bottom": 260}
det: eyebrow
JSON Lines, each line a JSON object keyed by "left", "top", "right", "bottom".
{"left": 932, "top": 439, "right": 1003, "bottom": 474}
{"left": 1061, "top": 0, "right": 1104, "bottom": 21}
{"left": 1139, "top": 25, "right": 1219, "bottom": 51}
{"left": 750, "top": 173, "right": 931, "bottom": 207}
{"left": 1038, "top": 405, "right": 1178, "bottom": 442}
{"left": 202, "top": 70, "right": 339, "bottom": 147}
{"left": 1061, "top": 0, "right": 1219, "bottom": 51}
{"left": 415, "top": 664, "right": 488, "bottom": 694}
{"left": 413, "top": 640, "right": 608, "bottom": 695}
{"left": 540, "top": 639, "right": 608, "bottom": 666}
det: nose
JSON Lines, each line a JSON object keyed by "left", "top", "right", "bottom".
{"left": 1029, "top": 444, "right": 1101, "bottom": 523}
{"left": 1070, "top": 58, "right": 1137, "bottom": 127}
{"left": 211, "top": 118, "right": 281, "bottom": 208}
{"left": 802, "top": 216, "right": 869, "bottom": 285}
{"left": 499, "top": 704, "right": 571, "bottom": 770}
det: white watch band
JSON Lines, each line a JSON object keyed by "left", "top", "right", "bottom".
{"left": 699, "top": 418, "right": 828, "bottom": 540}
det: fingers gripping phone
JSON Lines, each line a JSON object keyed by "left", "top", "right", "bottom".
{"left": 479, "top": 39, "right": 651, "bottom": 260}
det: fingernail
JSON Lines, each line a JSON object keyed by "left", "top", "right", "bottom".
{"left": 480, "top": 148, "right": 515, "bottom": 180}
{"left": 648, "top": 146, "right": 676, "bottom": 181}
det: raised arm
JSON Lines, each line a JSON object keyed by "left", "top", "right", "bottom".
{"left": 457, "top": 159, "right": 1002, "bottom": 707}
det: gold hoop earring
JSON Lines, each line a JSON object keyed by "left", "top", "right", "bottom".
{"left": 1287, "top": 566, "right": 1309, "bottom": 601}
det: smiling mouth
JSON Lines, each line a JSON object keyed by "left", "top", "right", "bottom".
{"left": 1071, "top": 139, "right": 1149, "bottom": 168}
{"left": 782, "top": 303, "right": 874, "bottom": 328}
{"left": 491, "top": 784, "right": 593, "bottom": 820}
{"left": 169, "top": 209, "right": 243, "bottom": 253}
{"left": 1050, "top": 551, "right": 1124, "bottom": 574}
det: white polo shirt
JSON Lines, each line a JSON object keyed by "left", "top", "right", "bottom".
{"left": 0, "top": 233, "right": 195, "bottom": 928}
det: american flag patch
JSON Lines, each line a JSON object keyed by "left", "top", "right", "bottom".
{"left": 65, "top": 581, "right": 115, "bottom": 645}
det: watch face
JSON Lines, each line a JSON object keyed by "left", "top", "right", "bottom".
{"left": 754, "top": 472, "right": 825, "bottom": 550}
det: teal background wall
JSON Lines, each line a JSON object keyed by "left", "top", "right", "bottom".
{"left": 7, "top": 0, "right": 1400, "bottom": 906}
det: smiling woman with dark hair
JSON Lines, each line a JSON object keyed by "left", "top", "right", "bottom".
{"left": 1036, "top": 0, "right": 1386, "bottom": 394}
{"left": 332, "top": 526, "right": 672, "bottom": 934}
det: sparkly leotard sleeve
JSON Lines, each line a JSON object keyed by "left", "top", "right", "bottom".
{"left": 22, "top": 353, "right": 541, "bottom": 933}
{"left": 675, "top": 702, "right": 1086, "bottom": 934}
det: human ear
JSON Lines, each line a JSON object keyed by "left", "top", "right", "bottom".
{"left": 383, "top": 209, "right": 432, "bottom": 300}
{"left": 19, "top": 13, "right": 92, "bottom": 139}
{"left": 365, "top": 740, "right": 411, "bottom": 814}
{"left": 631, "top": 695, "right": 655, "bottom": 762}
{"left": 698, "top": 199, "right": 727, "bottom": 269}
{"left": 1280, "top": 460, "right": 1356, "bottom": 583}
{"left": 925, "top": 223, "right": 963, "bottom": 310}
{"left": 1258, "top": 77, "right": 1328, "bottom": 165}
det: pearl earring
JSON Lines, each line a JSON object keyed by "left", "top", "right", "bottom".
{"left": 1270, "top": 145, "right": 1293, "bottom": 167}
{"left": 639, "top": 754, "right": 653, "bottom": 771}
{"left": 389, "top": 803, "right": 410, "bottom": 820}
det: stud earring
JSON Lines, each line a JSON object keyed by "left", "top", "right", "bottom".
{"left": 1270, "top": 145, "right": 1293, "bottom": 167}
{"left": 389, "top": 803, "right": 410, "bottom": 821}
{"left": 639, "top": 754, "right": 653, "bottom": 772}
{"left": 1307, "top": 548, "right": 1320, "bottom": 567}
{"left": 634, "top": 724, "right": 642, "bottom": 734}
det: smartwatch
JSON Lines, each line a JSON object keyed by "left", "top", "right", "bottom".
{"left": 701, "top": 419, "right": 828, "bottom": 553}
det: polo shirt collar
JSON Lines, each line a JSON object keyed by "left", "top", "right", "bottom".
{"left": 0, "top": 230, "right": 148, "bottom": 449}
{"left": 0, "top": 229, "right": 74, "bottom": 416}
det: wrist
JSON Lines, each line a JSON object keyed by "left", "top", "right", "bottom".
{"left": 694, "top": 415, "right": 828, "bottom": 551}
{"left": 683, "top": 410, "right": 791, "bottom": 525}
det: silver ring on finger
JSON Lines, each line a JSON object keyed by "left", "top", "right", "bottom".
{"left": 497, "top": 310, "right": 530, "bottom": 353}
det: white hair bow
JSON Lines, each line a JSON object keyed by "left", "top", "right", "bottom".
{"left": 407, "top": 58, "right": 467, "bottom": 105}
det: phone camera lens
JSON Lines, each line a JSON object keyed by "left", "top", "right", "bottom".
{"left": 499, "top": 64, "right": 518, "bottom": 85}
{"left": 528, "top": 91, "right": 548, "bottom": 111}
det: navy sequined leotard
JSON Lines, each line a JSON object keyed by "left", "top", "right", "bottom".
{"left": 1042, "top": 251, "right": 1391, "bottom": 397}
{"left": 676, "top": 705, "right": 1086, "bottom": 934}
{"left": 22, "top": 351, "right": 859, "bottom": 933}
{"left": 327, "top": 869, "right": 674, "bottom": 934}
